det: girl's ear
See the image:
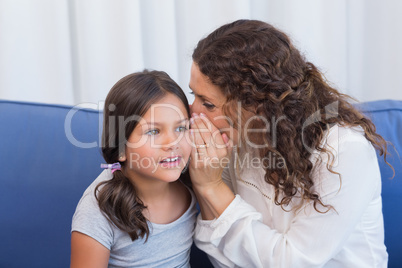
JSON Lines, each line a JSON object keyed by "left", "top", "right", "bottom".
{"left": 119, "top": 154, "right": 127, "bottom": 162}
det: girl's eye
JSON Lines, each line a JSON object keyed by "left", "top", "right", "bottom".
{"left": 145, "top": 129, "right": 159, "bottom": 135}
{"left": 189, "top": 91, "right": 194, "bottom": 95}
{"left": 176, "top": 126, "right": 188, "bottom": 132}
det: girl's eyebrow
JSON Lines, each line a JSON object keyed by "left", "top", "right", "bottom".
{"left": 146, "top": 119, "right": 189, "bottom": 126}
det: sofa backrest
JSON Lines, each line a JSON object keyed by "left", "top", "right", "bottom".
{"left": 356, "top": 100, "right": 402, "bottom": 267}
{"left": 0, "top": 101, "right": 103, "bottom": 267}
{"left": 0, "top": 99, "right": 401, "bottom": 267}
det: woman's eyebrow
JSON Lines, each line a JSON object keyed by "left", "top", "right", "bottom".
{"left": 189, "top": 86, "right": 211, "bottom": 101}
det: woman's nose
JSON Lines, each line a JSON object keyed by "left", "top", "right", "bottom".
{"left": 190, "top": 101, "right": 200, "bottom": 114}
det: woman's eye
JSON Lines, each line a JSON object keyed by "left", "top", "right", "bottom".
{"left": 176, "top": 126, "right": 188, "bottom": 132}
{"left": 145, "top": 129, "right": 159, "bottom": 135}
{"left": 203, "top": 102, "right": 215, "bottom": 110}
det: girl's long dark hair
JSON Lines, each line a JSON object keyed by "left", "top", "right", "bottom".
{"left": 193, "top": 19, "right": 391, "bottom": 212}
{"left": 96, "top": 70, "right": 190, "bottom": 241}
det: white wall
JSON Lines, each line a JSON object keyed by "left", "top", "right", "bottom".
{"left": 0, "top": 0, "right": 401, "bottom": 107}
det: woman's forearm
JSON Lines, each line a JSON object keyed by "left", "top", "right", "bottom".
{"left": 193, "top": 180, "right": 235, "bottom": 220}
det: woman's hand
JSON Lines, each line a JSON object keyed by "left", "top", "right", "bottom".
{"left": 189, "top": 113, "right": 231, "bottom": 188}
{"left": 189, "top": 113, "right": 235, "bottom": 219}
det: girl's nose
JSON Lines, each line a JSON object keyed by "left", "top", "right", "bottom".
{"left": 161, "top": 132, "right": 180, "bottom": 151}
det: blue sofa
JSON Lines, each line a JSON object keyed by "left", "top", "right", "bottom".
{"left": 0, "top": 99, "right": 401, "bottom": 267}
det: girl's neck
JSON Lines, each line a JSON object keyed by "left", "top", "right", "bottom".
{"left": 122, "top": 168, "right": 180, "bottom": 204}
{"left": 132, "top": 178, "right": 189, "bottom": 225}
{"left": 121, "top": 169, "right": 190, "bottom": 224}
{"left": 136, "top": 179, "right": 177, "bottom": 205}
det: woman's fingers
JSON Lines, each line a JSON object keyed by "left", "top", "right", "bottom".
{"left": 191, "top": 114, "right": 212, "bottom": 147}
{"left": 189, "top": 113, "right": 233, "bottom": 189}
{"left": 190, "top": 114, "right": 213, "bottom": 163}
{"left": 194, "top": 113, "right": 227, "bottom": 150}
{"left": 190, "top": 115, "right": 207, "bottom": 148}
{"left": 190, "top": 113, "right": 231, "bottom": 169}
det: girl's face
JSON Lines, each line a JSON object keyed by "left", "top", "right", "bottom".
{"left": 189, "top": 62, "right": 239, "bottom": 144}
{"left": 121, "top": 93, "right": 191, "bottom": 184}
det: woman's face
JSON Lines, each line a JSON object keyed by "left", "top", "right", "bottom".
{"left": 189, "top": 62, "right": 239, "bottom": 144}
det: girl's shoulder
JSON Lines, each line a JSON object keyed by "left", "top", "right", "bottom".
{"left": 73, "top": 169, "right": 113, "bottom": 215}
{"left": 71, "top": 170, "right": 116, "bottom": 250}
{"left": 83, "top": 169, "right": 114, "bottom": 195}
{"left": 73, "top": 170, "right": 114, "bottom": 208}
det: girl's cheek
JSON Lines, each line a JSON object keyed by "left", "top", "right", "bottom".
{"left": 180, "top": 133, "right": 192, "bottom": 154}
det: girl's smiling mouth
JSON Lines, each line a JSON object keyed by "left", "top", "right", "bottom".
{"left": 159, "top": 156, "right": 182, "bottom": 168}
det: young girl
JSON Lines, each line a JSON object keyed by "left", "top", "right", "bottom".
{"left": 71, "top": 70, "right": 196, "bottom": 267}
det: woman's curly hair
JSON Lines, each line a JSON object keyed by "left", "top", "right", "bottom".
{"left": 193, "top": 19, "right": 390, "bottom": 212}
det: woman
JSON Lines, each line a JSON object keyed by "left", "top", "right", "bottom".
{"left": 188, "top": 19, "right": 390, "bottom": 267}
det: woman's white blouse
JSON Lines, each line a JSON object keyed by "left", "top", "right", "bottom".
{"left": 194, "top": 126, "right": 388, "bottom": 267}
